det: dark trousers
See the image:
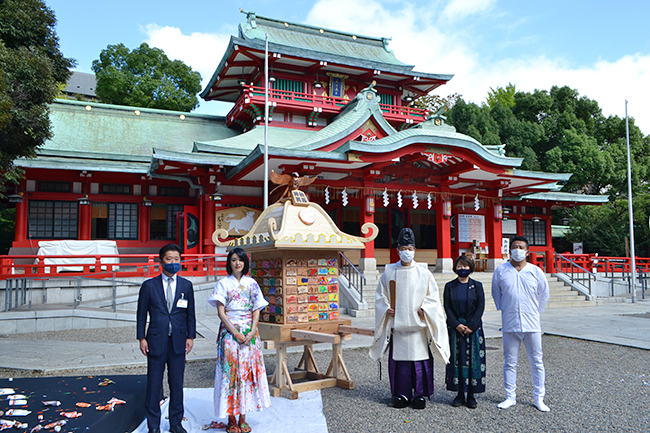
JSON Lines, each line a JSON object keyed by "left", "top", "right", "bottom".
{"left": 388, "top": 339, "right": 434, "bottom": 399}
{"left": 145, "top": 336, "right": 186, "bottom": 430}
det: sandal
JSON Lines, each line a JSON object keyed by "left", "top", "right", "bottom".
{"left": 226, "top": 422, "right": 241, "bottom": 433}
{"left": 239, "top": 421, "right": 252, "bottom": 433}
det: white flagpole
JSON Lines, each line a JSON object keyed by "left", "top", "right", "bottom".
{"left": 264, "top": 33, "right": 269, "bottom": 210}
{"left": 625, "top": 100, "right": 637, "bottom": 303}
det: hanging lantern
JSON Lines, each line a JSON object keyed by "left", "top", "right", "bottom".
{"left": 365, "top": 196, "right": 375, "bottom": 214}
{"left": 494, "top": 203, "right": 503, "bottom": 220}
{"left": 442, "top": 200, "right": 452, "bottom": 218}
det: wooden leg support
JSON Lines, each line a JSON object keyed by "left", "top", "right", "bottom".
{"left": 268, "top": 339, "right": 355, "bottom": 400}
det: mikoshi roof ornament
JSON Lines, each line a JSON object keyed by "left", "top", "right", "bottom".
{"left": 269, "top": 170, "right": 317, "bottom": 202}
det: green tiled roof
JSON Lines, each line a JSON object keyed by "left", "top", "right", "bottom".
{"left": 335, "top": 115, "right": 525, "bottom": 167}
{"left": 517, "top": 192, "right": 609, "bottom": 203}
{"left": 241, "top": 13, "right": 407, "bottom": 67}
{"left": 291, "top": 88, "right": 396, "bottom": 151}
{"left": 194, "top": 125, "right": 313, "bottom": 155}
{"left": 44, "top": 99, "right": 235, "bottom": 159}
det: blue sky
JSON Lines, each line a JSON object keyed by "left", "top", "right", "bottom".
{"left": 47, "top": 0, "right": 650, "bottom": 133}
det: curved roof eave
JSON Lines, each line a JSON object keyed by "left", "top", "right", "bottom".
{"left": 335, "top": 128, "right": 524, "bottom": 168}
{"left": 512, "top": 169, "right": 572, "bottom": 182}
{"left": 200, "top": 37, "right": 237, "bottom": 98}
{"left": 515, "top": 192, "right": 610, "bottom": 204}
{"left": 225, "top": 144, "right": 349, "bottom": 181}
{"left": 152, "top": 148, "right": 244, "bottom": 167}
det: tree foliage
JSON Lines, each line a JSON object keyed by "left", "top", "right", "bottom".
{"left": 413, "top": 93, "right": 461, "bottom": 115}
{"left": 0, "top": 0, "right": 75, "bottom": 195}
{"left": 486, "top": 82, "right": 516, "bottom": 108}
{"left": 91, "top": 43, "right": 202, "bottom": 112}
{"left": 446, "top": 85, "right": 650, "bottom": 256}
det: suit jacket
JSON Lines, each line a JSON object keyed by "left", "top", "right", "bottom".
{"left": 136, "top": 274, "right": 196, "bottom": 356}
{"left": 443, "top": 277, "right": 484, "bottom": 332}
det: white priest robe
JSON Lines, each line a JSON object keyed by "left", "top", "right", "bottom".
{"left": 369, "top": 260, "right": 449, "bottom": 364}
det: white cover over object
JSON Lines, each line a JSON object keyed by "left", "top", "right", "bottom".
{"left": 132, "top": 388, "right": 328, "bottom": 433}
{"left": 36, "top": 240, "right": 119, "bottom": 272}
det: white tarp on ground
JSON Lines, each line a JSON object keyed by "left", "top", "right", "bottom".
{"left": 36, "top": 240, "right": 119, "bottom": 272}
{"left": 132, "top": 388, "right": 328, "bottom": 433}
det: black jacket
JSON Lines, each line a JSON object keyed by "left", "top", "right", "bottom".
{"left": 443, "top": 277, "right": 485, "bottom": 332}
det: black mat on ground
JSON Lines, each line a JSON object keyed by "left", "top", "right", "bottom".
{"left": 0, "top": 375, "right": 146, "bottom": 432}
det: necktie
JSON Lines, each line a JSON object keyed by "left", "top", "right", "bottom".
{"left": 166, "top": 278, "right": 173, "bottom": 335}
{"left": 166, "top": 278, "right": 173, "bottom": 312}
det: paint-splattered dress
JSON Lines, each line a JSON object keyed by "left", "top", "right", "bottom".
{"left": 208, "top": 274, "right": 271, "bottom": 418}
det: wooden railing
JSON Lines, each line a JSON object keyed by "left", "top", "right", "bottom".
{"left": 0, "top": 254, "right": 228, "bottom": 280}
{"left": 227, "top": 85, "right": 429, "bottom": 125}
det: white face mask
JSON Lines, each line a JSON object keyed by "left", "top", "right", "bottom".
{"left": 510, "top": 248, "right": 527, "bottom": 262}
{"left": 399, "top": 249, "right": 415, "bottom": 263}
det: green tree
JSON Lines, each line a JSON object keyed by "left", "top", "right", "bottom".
{"left": 486, "top": 83, "right": 516, "bottom": 108}
{"left": 92, "top": 43, "right": 202, "bottom": 112}
{"left": 0, "top": 0, "right": 75, "bottom": 195}
{"left": 446, "top": 84, "right": 650, "bottom": 257}
{"left": 413, "top": 93, "right": 461, "bottom": 114}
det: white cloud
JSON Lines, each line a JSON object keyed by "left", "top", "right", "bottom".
{"left": 142, "top": 24, "right": 233, "bottom": 114}
{"left": 306, "top": 0, "right": 650, "bottom": 133}
{"left": 139, "top": 1, "right": 650, "bottom": 132}
{"left": 442, "top": 0, "right": 496, "bottom": 21}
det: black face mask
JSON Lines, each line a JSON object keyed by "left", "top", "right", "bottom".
{"left": 455, "top": 269, "right": 471, "bottom": 278}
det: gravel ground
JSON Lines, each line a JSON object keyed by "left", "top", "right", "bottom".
{"left": 1, "top": 335, "right": 648, "bottom": 432}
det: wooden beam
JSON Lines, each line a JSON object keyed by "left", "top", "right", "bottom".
{"left": 291, "top": 329, "right": 341, "bottom": 344}
{"left": 338, "top": 325, "right": 375, "bottom": 337}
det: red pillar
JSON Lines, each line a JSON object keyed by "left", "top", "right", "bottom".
{"left": 486, "top": 201, "right": 503, "bottom": 261}
{"left": 79, "top": 202, "right": 92, "bottom": 240}
{"left": 360, "top": 195, "right": 375, "bottom": 259}
{"left": 139, "top": 204, "right": 150, "bottom": 243}
{"left": 545, "top": 215, "right": 555, "bottom": 272}
{"left": 14, "top": 198, "right": 27, "bottom": 242}
{"left": 436, "top": 198, "right": 452, "bottom": 271}
{"left": 203, "top": 196, "right": 216, "bottom": 254}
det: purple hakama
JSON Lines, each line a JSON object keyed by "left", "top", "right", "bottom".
{"left": 388, "top": 338, "right": 435, "bottom": 399}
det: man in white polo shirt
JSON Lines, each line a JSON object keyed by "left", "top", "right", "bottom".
{"left": 492, "top": 235, "right": 551, "bottom": 412}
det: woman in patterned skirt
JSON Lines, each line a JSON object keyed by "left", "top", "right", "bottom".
{"left": 443, "top": 254, "right": 487, "bottom": 409}
{"left": 208, "top": 247, "right": 271, "bottom": 433}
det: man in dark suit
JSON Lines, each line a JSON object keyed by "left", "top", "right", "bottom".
{"left": 137, "top": 244, "right": 196, "bottom": 433}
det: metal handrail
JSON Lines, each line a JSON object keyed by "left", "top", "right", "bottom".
{"left": 553, "top": 253, "right": 596, "bottom": 297}
{"left": 338, "top": 252, "right": 366, "bottom": 301}
{"left": 3, "top": 278, "right": 31, "bottom": 312}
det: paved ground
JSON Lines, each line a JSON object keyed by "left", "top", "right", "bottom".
{"left": 1, "top": 299, "right": 649, "bottom": 432}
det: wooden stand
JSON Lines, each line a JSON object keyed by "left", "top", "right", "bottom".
{"left": 264, "top": 325, "right": 373, "bottom": 400}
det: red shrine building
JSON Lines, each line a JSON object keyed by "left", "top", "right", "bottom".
{"left": 8, "top": 11, "right": 607, "bottom": 274}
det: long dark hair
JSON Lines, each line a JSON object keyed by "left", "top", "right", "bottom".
{"left": 226, "top": 247, "right": 250, "bottom": 276}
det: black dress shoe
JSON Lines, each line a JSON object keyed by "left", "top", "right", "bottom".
{"left": 148, "top": 429, "right": 160, "bottom": 433}
{"left": 466, "top": 395, "right": 478, "bottom": 409}
{"left": 452, "top": 394, "right": 465, "bottom": 407}
{"left": 412, "top": 396, "right": 426, "bottom": 409}
{"left": 170, "top": 426, "right": 187, "bottom": 433}
{"left": 391, "top": 395, "right": 409, "bottom": 408}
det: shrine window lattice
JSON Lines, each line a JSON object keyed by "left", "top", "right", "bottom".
{"left": 522, "top": 219, "right": 547, "bottom": 246}
{"left": 28, "top": 200, "right": 78, "bottom": 239}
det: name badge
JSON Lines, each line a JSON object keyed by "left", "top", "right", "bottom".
{"left": 177, "top": 293, "right": 188, "bottom": 309}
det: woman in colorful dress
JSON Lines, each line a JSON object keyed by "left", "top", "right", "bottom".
{"left": 443, "top": 254, "right": 487, "bottom": 409}
{"left": 208, "top": 247, "right": 271, "bottom": 433}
